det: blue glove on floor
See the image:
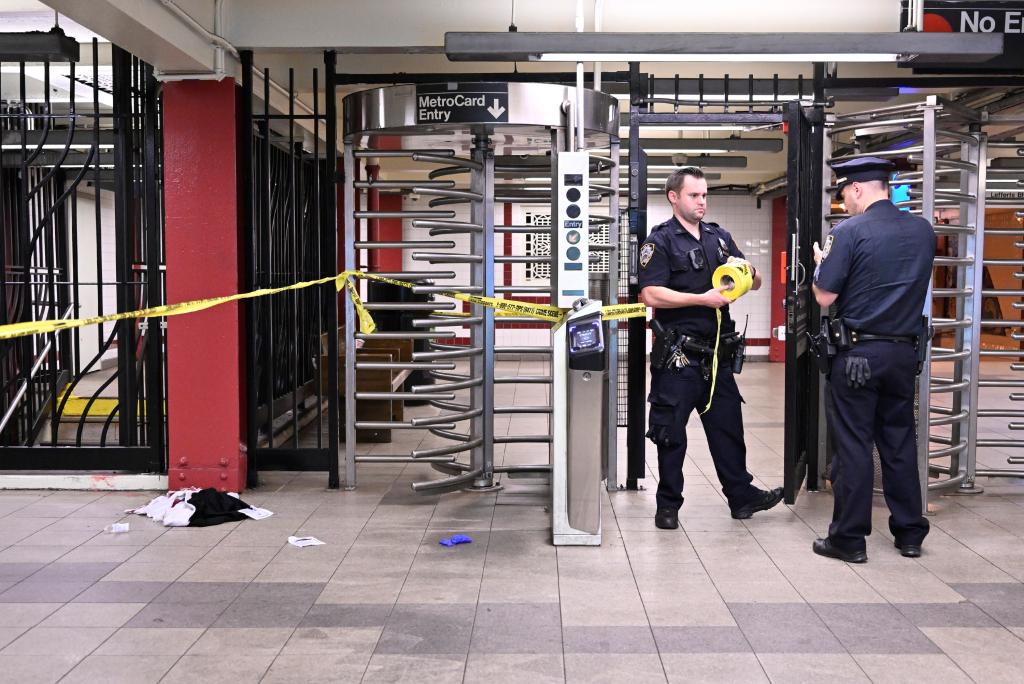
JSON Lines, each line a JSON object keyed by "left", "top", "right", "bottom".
{"left": 439, "top": 534, "right": 473, "bottom": 547}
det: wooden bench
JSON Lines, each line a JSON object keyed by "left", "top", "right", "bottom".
{"left": 320, "top": 333, "right": 414, "bottom": 443}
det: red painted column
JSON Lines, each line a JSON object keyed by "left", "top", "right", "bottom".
{"left": 163, "top": 79, "right": 245, "bottom": 491}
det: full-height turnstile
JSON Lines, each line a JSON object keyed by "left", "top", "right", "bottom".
{"left": 340, "top": 83, "right": 620, "bottom": 502}
{"left": 824, "top": 95, "right": 1024, "bottom": 503}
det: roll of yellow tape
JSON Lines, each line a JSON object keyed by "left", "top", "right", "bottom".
{"left": 712, "top": 259, "right": 754, "bottom": 302}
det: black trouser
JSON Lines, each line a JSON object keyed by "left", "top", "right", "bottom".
{"left": 827, "top": 341, "right": 930, "bottom": 553}
{"left": 647, "top": 364, "right": 760, "bottom": 512}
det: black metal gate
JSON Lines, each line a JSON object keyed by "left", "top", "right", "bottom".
{"left": 241, "top": 51, "right": 339, "bottom": 488}
{"left": 0, "top": 42, "right": 166, "bottom": 471}
{"left": 783, "top": 100, "right": 824, "bottom": 503}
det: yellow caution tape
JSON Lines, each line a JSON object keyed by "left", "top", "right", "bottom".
{"left": 0, "top": 270, "right": 648, "bottom": 342}
{"left": 712, "top": 260, "right": 754, "bottom": 303}
{"left": 702, "top": 259, "right": 755, "bottom": 415}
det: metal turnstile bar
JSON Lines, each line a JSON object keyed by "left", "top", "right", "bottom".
{"left": 415, "top": 187, "right": 484, "bottom": 201}
{"left": 495, "top": 406, "right": 553, "bottom": 414}
{"left": 412, "top": 286, "right": 483, "bottom": 294}
{"left": 364, "top": 271, "right": 455, "bottom": 280}
{"left": 353, "top": 180, "right": 455, "bottom": 190}
{"left": 977, "top": 439, "right": 1024, "bottom": 448}
{"left": 495, "top": 255, "right": 550, "bottom": 263}
{"left": 356, "top": 361, "right": 456, "bottom": 371}
{"left": 495, "top": 375, "right": 551, "bottom": 383}
{"left": 412, "top": 317, "right": 484, "bottom": 327}
{"left": 353, "top": 149, "right": 454, "bottom": 158}
{"left": 929, "top": 442, "right": 968, "bottom": 458}
{"left": 411, "top": 409, "right": 482, "bottom": 426}
{"left": 415, "top": 378, "right": 483, "bottom": 392}
{"left": 412, "top": 439, "right": 482, "bottom": 460}
{"left": 356, "top": 455, "right": 457, "bottom": 463}
{"left": 429, "top": 399, "right": 470, "bottom": 412}
{"left": 932, "top": 319, "right": 972, "bottom": 329}
{"left": 978, "top": 409, "right": 1024, "bottom": 417}
{"left": 362, "top": 302, "right": 455, "bottom": 311}
{"left": 930, "top": 380, "right": 971, "bottom": 392}
{"left": 494, "top": 435, "right": 552, "bottom": 443}
{"left": 412, "top": 252, "right": 483, "bottom": 263}
{"left": 357, "top": 331, "right": 455, "bottom": 340}
{"left": 355, "top": 392, "right": 456, "bottom": 401}
{"left": 355, "top": 241, "right": 456, "bottom": 249}
{"left": 355, "top": 421, "right": 456, "bottom": 430}
{"left": 495, "top": 285, "right": 550, "bottom": 293}
{"left": 412, "top": 153, "right": 482, "bottom": 170}
{"left": 413, "top": 348, "right": 483, "bottom": 361}
{"left": 979, "top": 379, "right": 1024, "bottom": 388}
{"left": 354, "top": 210, "right": 456, "bottom": 219}
{"left": 930, "top": 411, "right": 969, "bottom": 426}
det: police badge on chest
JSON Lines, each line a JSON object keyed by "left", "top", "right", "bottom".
{"left": 717, "top": 237, "right": 729, "bottom": 262}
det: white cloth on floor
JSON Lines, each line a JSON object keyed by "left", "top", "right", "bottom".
{"left": 128, "top": 488, "right": 199, "bottom": 526}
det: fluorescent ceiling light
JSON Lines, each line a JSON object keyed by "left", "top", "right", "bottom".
{"left": 539, "top": 53, "right": 899, "bottom": 62}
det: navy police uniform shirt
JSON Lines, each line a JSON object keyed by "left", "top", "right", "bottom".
{"left": 638, "top": 215, "right": 741, "bottom": 340}
{"left": 814, "top": 199, "right": 935, "bottom": 336}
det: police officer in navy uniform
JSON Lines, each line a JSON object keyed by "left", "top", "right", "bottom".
{"left": 811, "top": 156, "right": 934, "bottom": 563}
{"left": 639, "top": 166, "right": 784, "bottom": 530}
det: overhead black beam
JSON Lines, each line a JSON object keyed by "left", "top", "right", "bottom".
{"left": 445, "top": 32, "right": 1003, "bottom": 65}
{"left": 825, "top": 76, "right": 1024, "bottom": 89}
{"left": 0, "top": 28, "right": 79, "bottom": 62}
{"left": 614, "top": 134, "right": 784, "bottom": 153}
{"left": 331, "top": 70, "right": 630, "bottom": 87}
{"left": 603, "top": 77, "right": 810, "bottom": 99}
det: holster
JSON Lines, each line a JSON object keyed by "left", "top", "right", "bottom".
{"left": 718, "top": 331, "right": 745, "bottom": 374}
{"left": 827, "top": 316, "right": 854, "bottom": 351}
{"left": 650, "top": 319, "right": 679, "bottom": 371}
{"left": 807, "top": 316, "right": 837, "bottom": 375}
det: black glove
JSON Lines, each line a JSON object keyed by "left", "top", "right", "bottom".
{"left": 845, "top": 356, "right": 871, "bottom": 389}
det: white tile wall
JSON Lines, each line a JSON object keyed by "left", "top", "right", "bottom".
{"left": 646, "top": 194, "right": 773, "bottom": 357}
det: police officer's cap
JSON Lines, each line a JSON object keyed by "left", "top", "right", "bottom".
{"left": 830, "top": 156, "right": 895, "bottom": 200}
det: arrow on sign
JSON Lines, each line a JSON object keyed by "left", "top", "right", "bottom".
{"left": 487, "top": 99, "right": 506, "bottom": 119}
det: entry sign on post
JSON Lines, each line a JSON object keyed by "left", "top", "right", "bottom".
{"left": 415, "top": 83, "right": 509, "bottom": 124}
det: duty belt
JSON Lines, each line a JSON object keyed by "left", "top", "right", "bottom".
{"left": 852, "top": 332, "right": 916, "bottom": 344}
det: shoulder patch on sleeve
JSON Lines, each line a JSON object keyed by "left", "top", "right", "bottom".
{"left": 821, "top": 234, "right": 834, "bottom": 260}
{"left": 639, "top": 242, "right": 655, "bottom": 268}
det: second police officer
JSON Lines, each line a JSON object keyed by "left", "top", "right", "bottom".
{"left": 811, "top": 156, "right": 934, "bottom": 563}
{"left": 639, "top": 166, "right": 785, "bottom": 530}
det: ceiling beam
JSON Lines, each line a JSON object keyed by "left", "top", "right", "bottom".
{"left": 445, "top": 32, "right": 1004, "bottom": 65}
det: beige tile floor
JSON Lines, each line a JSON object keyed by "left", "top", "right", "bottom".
{"left": 1, "top": 361, "right": 1023, "bottom": 682}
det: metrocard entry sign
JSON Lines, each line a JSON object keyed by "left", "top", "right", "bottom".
{"left": 415, "top": 83, "right": 509, "bottom": 124}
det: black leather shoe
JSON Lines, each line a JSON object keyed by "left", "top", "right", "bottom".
{"left": 894, "top": 541, "right": 922, "bottom": 558}
{"left": 654, "top": 508, "right": 679, "bottom": 530}
{"left": 731, "top": 487, "right": 785, "bottom": 520}
{"left": 812, "top": 538, "right": 867, "bottom": 563}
